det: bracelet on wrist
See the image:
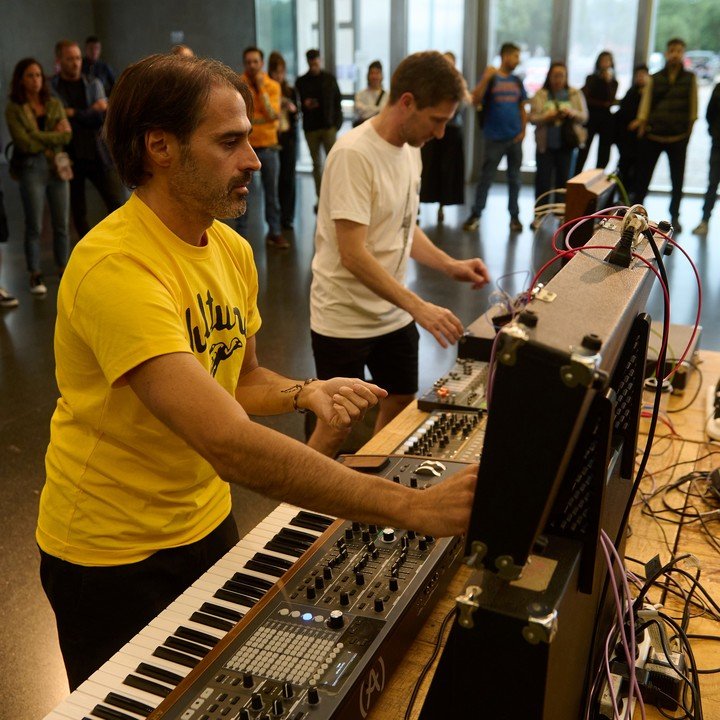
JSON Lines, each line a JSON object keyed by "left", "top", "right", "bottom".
{"left": 293, "top": 377, "right": 318, "bottom": 414}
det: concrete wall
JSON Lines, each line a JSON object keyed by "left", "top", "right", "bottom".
{"left": 93, "top": 0, "right": 256, "bottom": 76}
{"left": 0, "top": 0, "right": 257, "bottom": 154}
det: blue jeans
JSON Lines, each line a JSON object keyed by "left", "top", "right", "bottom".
{"left": 236, "top": 146, "right": 281, "bottom": 237}
{"left": 18, "top": 153, "right": 70, "bottom": 274}
{"left": 472, "top": 136, "right": 522, "bottom": 218}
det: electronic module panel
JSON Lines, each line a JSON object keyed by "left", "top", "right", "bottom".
{"left": 394, "top": 410, "right": 486, "bottom": 463}
{"left": 417, "top": 358, "right": 489, "bottom": 412}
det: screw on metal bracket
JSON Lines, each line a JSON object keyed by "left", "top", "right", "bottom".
{"left": 522, "top": 609, "right": 558, "bottom": 644}
{"left": 456, "top": 585, "right": 482, "bottom": 629}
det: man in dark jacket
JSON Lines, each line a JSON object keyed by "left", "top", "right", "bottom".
{"left": 633, "top": 37, "right": 697, "bottom": 231}
{"left": 295, "top": 49, "right": 343, "bottom": 204}
{"left": 52, "top": 39, "right": 124, "bottom": 239}
{"left": 693, "top": 82, "right": 720, "bottom": 235}
{"left": 82, "top": 35, "right": 115, "bottom": 96}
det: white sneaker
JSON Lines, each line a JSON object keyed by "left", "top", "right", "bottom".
{"left": 29, "top": 275, "right": 47, "bottom": 295}
{"left": 0, "top": 287, "right": 19, "bottom": 308}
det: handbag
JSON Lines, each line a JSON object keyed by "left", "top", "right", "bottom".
{"left": 4, "top": 142, "right": 23, "bottom": 181}
{"left": 50, "top": 151, "right": 74, "bottom": 181}
{"left": 560, "top": 116, "right": 580, "bottom": 149}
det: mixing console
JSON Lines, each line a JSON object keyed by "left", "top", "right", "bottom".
{"left": 150, "top": 456, "right": 469, "bottom": 720}
{"left": 417, "top": 358, "right": 489, "bottom": 412}
{"left": 394, "top": 410, "right": 486, "bottom": 463}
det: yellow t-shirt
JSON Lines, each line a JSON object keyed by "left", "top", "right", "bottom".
{"left": 37, "top": 193, "right": 262, "bottom": 566}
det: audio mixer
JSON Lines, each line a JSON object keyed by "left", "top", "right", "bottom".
{"left": 394, "top": 410, "right": 486, "bottom": 463}
{"left": 150, "top": 456, "right": 470, "bottom": 720}
{"left": 417, "top": 358, "right": 489, "bottom": 412}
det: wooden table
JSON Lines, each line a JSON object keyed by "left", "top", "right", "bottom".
{"left": 360, "top": 351, "right": 720, "bottom": 720}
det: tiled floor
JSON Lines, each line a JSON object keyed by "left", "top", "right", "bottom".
{"left": 1, "top": 164, "right": 718, "bottom": 719}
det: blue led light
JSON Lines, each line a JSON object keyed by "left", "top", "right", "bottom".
{"left": 302, "top": 612, "right": 313, "bottom": 621}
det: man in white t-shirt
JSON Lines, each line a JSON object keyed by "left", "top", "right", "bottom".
{"left": 309, "top": 51, "right": 491, "bottom": 457}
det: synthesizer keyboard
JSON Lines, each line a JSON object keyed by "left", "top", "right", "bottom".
{"left": 43, "top": 503, "right": 335, "bottom": 720}
{"left": 43, "top": 457, "right": 468, "bottom": 720}
{"left": 417, "top": 358, "right": 489, "bottom": 412}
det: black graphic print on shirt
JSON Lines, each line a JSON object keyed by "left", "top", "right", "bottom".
{"left": 185, "top": 290, "right": 247, "bottom": 376}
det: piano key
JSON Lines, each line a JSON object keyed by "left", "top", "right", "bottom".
{"left": 135, "top": 662, "right": 183, "bottom": 687}
{"left": 77, "top": 678, "right": 157, "bottom": 716}
{"left": 152, "top": 645, "right": 199, "bottom": 669}
{"left": 169, "top": 625, "right": 219, "bottom": 648}
{"left": 88, "top": 705, "right": 140, "bottom": 720}
{"left": 122, "top": 675, "right": 171, "bottom": 699}
{"left": 162, "top": 635, "right": 210, "bottom": 659}
{"left": 189, "top": 611, "right": 235, "bottom": 632}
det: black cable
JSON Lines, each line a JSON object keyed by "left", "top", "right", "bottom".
{"left": 403, "top": 607, "right": 456, "bottom": 720}
{"left": 657, "top": 611, "right": 704, "bottom": 720}
{"left": 667, "top": 363, "right": 704, "bottom": 413}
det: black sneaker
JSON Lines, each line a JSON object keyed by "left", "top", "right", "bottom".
{"left": 462, "top": 213, "right": 480, "bottom": 231}
{"left": 0, "top": 288, "right": 19, "bottom": 308}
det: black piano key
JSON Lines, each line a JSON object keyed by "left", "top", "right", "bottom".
{"left": 229, "top": 573, "right": 274, "bottom": 593}
{"left": 273, "top": 531, "right": 313, "bottom": 550}
{"left": 89, "top": 704, "right": 137, "bottom": 720}
{"left": 252, "top": 552, "right": 293, "bottom": 571}
{"left": 175, "top": 626, "right": 220, "bottom": 648}
{"left": 296, "top": 510, "right": 333, "bottom": 526}
{"left": 264, "top": 539, "right": 304, "bottom": 558}
{"left": 164, "top": 635, "right": 210, "bottom": 658}
{"left": 153, "top": 645, "right": 199, "bottom": 669}
{"left": 276, "top": 527, "right": 317, "bottom": 544}
{"left": 289, "top": 515, "right": 329, "bottom": 533}
{"left": 222, "top": 580, "right": 260, "bottom": 605}
{"left": 200, "top": 602, "right": 243, "bottom": 622}
{"left": 104, "top": 691, "right": 154, "bottom": 717}
{"left": 243, "top": 559, "right": 286, "bottom": 578}
{"left": 190, "top": 611, "right": 235, "bottom": 632}
{"left": 225, "top": 581, "right": 266, "bottom": 600}
{"left": 123, "top": 673, "right": 171, "bottom": 698}
{"left": 215, "top": 587, "right": 258, "bottom": 605}
{"left": 135, "top": 662, "right": 183, "bottom": 686}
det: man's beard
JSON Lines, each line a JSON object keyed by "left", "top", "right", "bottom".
{"left": 171, "top": 146, "right": 252, "bottom": 219}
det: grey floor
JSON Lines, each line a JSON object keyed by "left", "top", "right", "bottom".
{"left": 1, "top": 163, "right": 718, "bottom": 720}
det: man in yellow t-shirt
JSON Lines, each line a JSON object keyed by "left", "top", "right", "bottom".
{"left": 36, "top": 53, "right": 478, "bottom": 691}
{"left": 237, "top": 46, "right": 287, "bottom": 248}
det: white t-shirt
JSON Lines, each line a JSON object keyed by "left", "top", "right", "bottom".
{"left": 310, "top": 120, "right": 422, "bottom": 338}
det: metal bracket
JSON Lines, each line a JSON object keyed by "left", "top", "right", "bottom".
{"left": 561, "top": 349, "right": 602, "bottom": 388}
{"left": 494, "top": 554, "right": 523, "bottom": 581}
{"left": 522, "top": 608, "right": 558, "bottom": 644}
{"left": 467, "top": 540, "right": 488, "bottom": 569}
{"left": 456, "top": 584, "right": 482, "bottom": 629}
{"left": 497, "top": 325, "right": 529, "bottom": 366}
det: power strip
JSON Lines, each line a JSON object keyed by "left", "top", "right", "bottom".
{"left": 706, "top": 378, "right": 720, "bottom": 440}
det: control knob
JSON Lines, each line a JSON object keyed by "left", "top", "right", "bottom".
{"left": 374, "top": 598, "right": 385, "bottom": 612}
{"left": 242, "top": 672, "right": 254, "bottom": 688}
{"left": 339, "top": 591, "right": 350, "bottom": 606}
{"left": 308, "top": 686, "right": 320, "bottom": 705}
{"left": 272, "top": 699, "right": 284, "bottom": 716}
{"left": 251, "top": 693, "right": 263, "bottom": 710}
{"left": 327, "top": 609, "right": 345, "bottom": 629}
{"left": 282, "top": 682, "right": 294, "bottom": 699}
{"left": 381, "top": 527, "right": 396, "bottom": 543}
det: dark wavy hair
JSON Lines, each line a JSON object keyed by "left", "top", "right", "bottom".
{"left": 105, "top": 54, "right": 253, "bottom": 188}
{"left": 9, "top": 58, "right": 51, "bottom": 104}
{"left": 594, "top": 51, "right": 615, "bottom": 72}
{"left": 389, "top": 51, "right": 465, "bottom": 109}
{"left": 543, "top": 61, "right": 569, "bottom": 91}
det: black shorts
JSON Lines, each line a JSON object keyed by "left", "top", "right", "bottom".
{"left": 311, "top": 322, "right": 419, "bottom": 395}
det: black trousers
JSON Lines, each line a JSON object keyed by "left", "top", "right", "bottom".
{"left": 632, "top": 138, "right": 689, "bottom": 219}
{"left": 278, "top": 129, "right": 297, "bottom": 228}
{"left": 39, "top": 512, "right": 239, "bottom": 691}
{"left": 69, "top": 158, "right": 125, "bottom": 239}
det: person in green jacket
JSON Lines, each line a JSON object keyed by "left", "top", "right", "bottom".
{"left": 6, "top": 57, "right": 72, "bottom": 295}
